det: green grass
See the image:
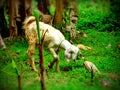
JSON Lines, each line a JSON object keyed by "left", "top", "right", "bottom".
{"left": 0, "top": 29, "right": 120, "bottom": 90}
{"left": 76, "top": 0, "right": 119, "bottom": 31}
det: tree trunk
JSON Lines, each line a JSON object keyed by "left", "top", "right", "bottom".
{"left": 15, "top": 0, "right": 25, "bottom": 36}
{"left": 8, "top": 0, "right": 26, "bottom": 37}
{"left": 18, "top": 73, "right": 22, "bottom": 90}
{"left": 8, "top": 0, "right": 18, "bottom": 37}
{"left": 37, "top": 0, "right": 50, "bottom": 14}
{"left": 25, "top": 0, "right": 32, "bottom": 16}
{"left": 0, "top": 0, "right": 9, "bottom": 37}
{"left": 38, "top": 44, "right": 46, "bottom": 90}
{"left": 53, "top": 0, "right": 63, "bottom": 27}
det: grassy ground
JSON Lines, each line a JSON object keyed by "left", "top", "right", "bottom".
{"left": 0, "top": 29, "right": 120, "bottom": 90}
{"left": 0, "top": 0, "right": 120, "bottom": 90}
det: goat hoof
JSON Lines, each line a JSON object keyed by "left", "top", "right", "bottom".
{"left": 48, "top": 64, "right": 53, "bottom": 69}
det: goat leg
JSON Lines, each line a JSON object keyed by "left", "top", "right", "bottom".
{"left": 27, "top": 42, "right": 37, "bottom": 72}
{"left": 48, "top": 59, "right": 57, "bottom": 69}
{"left": 56, "top": 58, "right": 60, "bottom": 72}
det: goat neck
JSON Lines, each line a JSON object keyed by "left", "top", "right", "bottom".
{"left": 60, "top": 40, "right": 72, "bottom": 50}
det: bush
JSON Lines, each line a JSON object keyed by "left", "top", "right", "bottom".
{"left": 77, "top": 13, "right": 119, "bottom": 31}
{"left": 76, "top": 0, "right": 120, "bottom": 32}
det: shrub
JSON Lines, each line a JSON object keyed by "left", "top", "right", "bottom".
{"left": 76, "top": 0, "right": 120, "bottom": 32}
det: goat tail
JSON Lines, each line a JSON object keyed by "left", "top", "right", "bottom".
{"left": 22, "top": 16, "right": 36, "bottom": 30}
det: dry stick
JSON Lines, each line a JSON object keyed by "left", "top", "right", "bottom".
{"left": 18, "top": 73, "right": 22, "bottom": 90}
{"left": 38, "top": 43, "right": 46, "bottom": 90}
{"left": 38, "top": 30, "right": 48, "bottom": 90}
{"left": 38, "top": 32, "right": 46, "bottom": 90}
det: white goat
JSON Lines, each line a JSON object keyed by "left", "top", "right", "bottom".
{"left": 23, "top": 16, "right": 81, "bottom": 72}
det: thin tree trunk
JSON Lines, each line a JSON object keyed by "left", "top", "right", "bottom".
{"left": 18, "top": 73, "right": 22, "bottom": 90}
{"left": 53, "top": 0, "right": 63, "bottom": 27}
{"left": 25, "top": 0, "right": 32, "bottom": 16}
{"left": 34, "top": 10, "right": 46, "bottom": 90}
{"left": 37, "top": 0, "right": 50, "bottom": 14}
{"left": 0, "top": 0, "right": 9, "bottom": 37}
{"left": 8, "top": 0, "right": 18, "bottom": 37}
{"left": 38, "top": 43, "right": 46, "bottom": 90}
{"left": 15, "top": 0, "right": 25, "bottom": 36}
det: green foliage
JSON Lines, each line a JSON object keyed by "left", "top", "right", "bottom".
{"left": 77, "top": 12, "right": 119, "bottom": 31}
{"left": 33, "top": 10, "right": 41, "bottom": 43}
{"left": 49, "top": 5, "right": 55, "bottom": 16}
{"left": 0, "top": 30, "right": 120, "bottom": 90}
{"left": 76, "top": 0, "right": 120, "bottom": 32}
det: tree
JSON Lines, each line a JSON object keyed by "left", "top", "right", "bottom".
{"left": 8, "top": 0, "right": 26, "bottom": 37}
{"left": 53, "top": 0, "right": 63, "bottom": 27}
{"left": 0, "top": 0, "right": 9, "bottom": 37}
{"left": 25, "top": 0, "right": 32, "bottom": 16}
{"left": 15, "top": 0, "right": 25, "bottom": 36}
{"left": 37, "top": 0, "right": 50, "bottom": 14}
{"left": 8, "top": 0, "right": 18, "bottom": 37}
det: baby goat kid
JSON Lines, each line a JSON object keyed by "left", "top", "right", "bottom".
{"left": 23, "top": 16, "right": 81, "bottom": 72}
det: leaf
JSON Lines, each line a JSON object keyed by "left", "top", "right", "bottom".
{"left": 33, "top": 10, "right": 41, "bottom": 43}
{"left": 12, "top": 60, "right": 17, "bottom": 69}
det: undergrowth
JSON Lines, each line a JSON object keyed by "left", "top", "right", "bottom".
{"left": 0, "top": 29, "right": 120, "bottom": 90}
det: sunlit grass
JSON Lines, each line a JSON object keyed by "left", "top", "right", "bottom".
{"left": 0, "top": 28, "right": 120, "bottom": 90}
